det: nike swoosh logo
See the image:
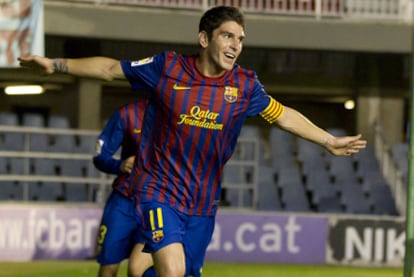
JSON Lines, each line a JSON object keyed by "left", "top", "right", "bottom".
{"left": 133, "top": 129, "right": 141, "bottom": 134}
{"left": 173, "top": 84, "right": 191, "bottom": 90}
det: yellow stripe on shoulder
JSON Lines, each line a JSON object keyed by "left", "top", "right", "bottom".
{"left": 260, "top": 97, "right": 284, "bottom": 124}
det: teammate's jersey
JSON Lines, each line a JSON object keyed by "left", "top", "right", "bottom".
{"left": 121, "top": 51, "right": 284, "bottom": 216}
{"left": 93, "top": 101, "right": 147, "bottom": 198}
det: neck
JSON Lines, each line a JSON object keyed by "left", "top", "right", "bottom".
{"left": 195, "top": 54, "right": 226, "bottom": 78}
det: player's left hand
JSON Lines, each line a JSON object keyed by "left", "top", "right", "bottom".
{"left": 326, "top": 134, "right": 367, "bottom": 156}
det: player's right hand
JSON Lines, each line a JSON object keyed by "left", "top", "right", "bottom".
{"left": 18, "top": 55, "right": 54, "bottom": 75}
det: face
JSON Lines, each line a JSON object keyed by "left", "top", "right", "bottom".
{"left": 200, "top": 21, "right": 245, "bottom": 76}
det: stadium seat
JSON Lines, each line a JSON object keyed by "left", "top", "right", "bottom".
{"left": 50, "top": 134, "right": 77, "bottom": 153}
{"left": 269, "top": 127, "right": 294, "bottom": 160}
{"left": 300, "top": 155, "right": 326, "bottom": 179}
{"left": 22, "top": 113, "right": 45, "bottom": 127}
{"left": 28, "top": 133, "right": 50, "bottom": 152}
{"left": 317, "top": 195, "right": 343, "bottom": 213}
{"left": 276, "top": 165, "right": 303, "bottom": 189}
{"left": 64, "top": 182, "right": 89, "bottom": 202}
{"left": 47, "top": 115, "right": 70, "bottom": 129}
{"left": 311, "top": 181, "right": 337, "bottom": 206}
{"left": 370, "top": 184, "right": 398, "bottom": 215}
{"left": 305, "top": 169, "right": 332, "bottom": 192}
{"left": 0, "top": 112, "right": 18, "bottom": 126}
{"left": 257, "top": 165, "right": 281, "bottom": 211}
{"left": 32, "top": 182, "right": 64, "bottom": 201}
{"left": 328, "top": 156, "right": 356, "bottom": 182}
{"left": 0, "top": 112, "right": 24, "bottom": 151}
{"left": 58, "top": 159, "right": 85, "bottom": 177}
{"left": 75, "top": 135, "right": 97, "bottom": 154}
{"left": 280, "top": 182, "right": 310, "bottom": 212}
{"left": 0, "top": 181, "right": 23, "bottom": 200}
{"left": 9, "top": 157, "right": 28, "bottom": 175}
{"left": 340, "top": 183, "right": 371, "bottom": 214}
{"left": 296, "top": 137, "right": 323, "bottom": 162}
{"left": 31, "top": 158, "right": 58, "bottom": 176}
{"left": 0, "top": 157, "right": 7, "bottom": 174}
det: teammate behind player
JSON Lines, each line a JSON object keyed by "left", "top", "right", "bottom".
{"left": 93, "top": 100, "right": 155, "bottom": 277}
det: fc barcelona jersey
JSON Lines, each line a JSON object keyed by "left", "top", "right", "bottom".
{"left": 121, "top": 51, "right": 284, "bottom": 216}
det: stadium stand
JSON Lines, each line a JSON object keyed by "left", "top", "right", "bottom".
{"left": 0, "top": 109, "right": 400, "bottom": 216}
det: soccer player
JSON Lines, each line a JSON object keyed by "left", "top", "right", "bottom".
{"left": 18, "top": 6, "right": 367, "bottom": 277}
{"left": 93, "top": 100, "right": 155, "bottom": 277}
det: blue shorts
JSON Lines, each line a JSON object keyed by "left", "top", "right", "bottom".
{"left": 138, "top": 202, "right": 215, "bottom": 277}
{"left": 96, "top": 190, "right": 144, "bottom": 265}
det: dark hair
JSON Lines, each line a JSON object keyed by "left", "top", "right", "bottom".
{"left": 199, "top": 6, "right": 245, "bottom": 41}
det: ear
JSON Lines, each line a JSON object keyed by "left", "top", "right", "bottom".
{"left": 198, "top": 31, "right": 208, "bottom": 48}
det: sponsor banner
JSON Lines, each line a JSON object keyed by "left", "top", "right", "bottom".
{"left": 328, "top": 216, "right": 405, "bottom": 266}
{"left": 0, "top": 204, "right": 102, "bottom": 261}
{"left": 0, "top": 0, "right": 44, "bottom": 67}
{"left": 206, "top": 211, "right": 328, "bottom": 264}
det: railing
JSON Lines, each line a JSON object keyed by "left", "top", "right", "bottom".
{"left": 59, "top": 0, "right": 414, "bottom": 22}
{"left": 221, "top": 137, "right": 259, "bottom": 210}
{"left": 0, "top": 126, "right": 111, "bottom": 204}
{"left": 0, "top": 125, "right": 260, "bottom": 209}
{"left": 374, "top": 122, "right": 406, "bottom": 215}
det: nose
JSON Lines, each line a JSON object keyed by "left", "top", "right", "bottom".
{"left": 230, "top": 38, "right": 241, "bottom": 52}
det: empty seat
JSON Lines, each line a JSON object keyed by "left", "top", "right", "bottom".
{"left": 0, "top": 181, "right": 21, "bottom": 200}
{"left": 281, "top": 183, "right": 309, "bottom": 212}
{"left": 305, "top": 169, "right": 332, "bottom": 192}
{"left": 296, "top": 138, "right": 323, "bottom": 162}
{"left": 301, "top": 155, "right": 326, "bottom": 178}
{"left": 370, "top": 184, "right": 398, "bottom": 215}
{"left": 31, "top": 182, "right": 64, "bottom": 201}
{"left": 59, "top": 159, "right": 85, "bottom": 177}
{"left": 9, "top": 158, "right": 29, "bottom": 175}
{"left": 276, "top": 165, "right": 303, "bottom": 189}
{"left": 0, "top": 157, "right": 8, "bottom": 174}
{"left": 47, "top": 115, "right": 70, "bottom": 129}
{"left": 0, "top": 112, "right": 24, "bottom": 151}
{"left": 22, "top": 113, "right": 45, "bottom": 127}
{"left": 328, "top": 156, "right": 356, "bottom": 182}
{"left": 64, "top": 182, "right": 89, "bottom": 202}
{"left": 270, "top": 127, "right": 294, "bottom": 158}
{"left": 75, "top": 135, "right": 96, "bottom": 153}
{"left": 31, "top": 159, "right": 58, "bottom": 176}
{"left": 318, "top": 196, "right": 343, "bottom": 213}
{"left": 222, "top": 163, "right": 247, "bottom": 184}
{"left": 257, "top": 165, "right": 281, "bottom": 211}
{"left": 0, "top": 112, "right": 18, "bottom": 126}
{"left": 27, "top": 133, "right": 50, "bottom": 152}
{"left": 340, "top": 183, "right": 371, "bottom": 214}
{"left": 311, "top": 181, "right": 337, "bottom": 206}
{"left": 50, "top": 134, "right": 77, "bottom": 153}
{"left": 226, "top": 188, "right": 252, "bottom": 208}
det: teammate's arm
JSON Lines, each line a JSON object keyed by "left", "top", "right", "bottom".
{"left": 93, "top": 111, "right": 127, "bottom": 175}
{"left": 18, "top": 55, "right": 125, "bottom": 81}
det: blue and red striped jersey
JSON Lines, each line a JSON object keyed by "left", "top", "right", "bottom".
{"left": 93, "top": 100, "right": 148, "bottom": 198}
{"left": 121, "top": 51, "right": 284, "bottom": 216}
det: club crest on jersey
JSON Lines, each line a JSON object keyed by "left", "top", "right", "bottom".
{"left": 131, "top": 57, "right": 154, "bottom": 67}
{"left": 224, "top": 86, "right": 238, "bottom": 103}
{"left": 152, "top": 230, "right": 164, "bottom": 242}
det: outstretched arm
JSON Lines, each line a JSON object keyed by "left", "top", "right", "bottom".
{"left": 18, "top": 55, "right": 125, "bottom": 81}
{"left": 275, "top": 106, "right": 366, "bottom": 156}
